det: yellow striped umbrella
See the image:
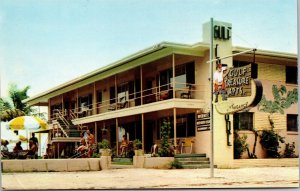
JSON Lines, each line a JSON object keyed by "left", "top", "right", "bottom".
{"left": 6, "top": 116, "right": 48, "bottom": 130}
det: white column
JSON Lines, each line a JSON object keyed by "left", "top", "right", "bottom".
{"left": 172, "top": 54, "right": 176, "bottom": 98}
{"left": 93, "top": 82, "right": 97, "bottom": 115}
{"left": 142, "top": 113, "right": 144, "bottom": 151}
{"left": 116, "top": 118, "right": 119, "bottom": 156}
{"left": 173, "top": 108, "right": 177, "bottom": 154}
{"left": 140, "top": 66, "right": 143, "bottom": 105}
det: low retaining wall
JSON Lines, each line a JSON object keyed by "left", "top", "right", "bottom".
{"left": 233, "top": 158, "right": 299, "bottom": 168}
{"left": 133, "top": 156, "right": 174, "bottom": 169}
{"left": 2, "top": 158, "right": 101, "bottom": 172}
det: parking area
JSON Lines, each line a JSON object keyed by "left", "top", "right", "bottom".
{"left": 2, "top": 167, "right": 299, "bottom": 189}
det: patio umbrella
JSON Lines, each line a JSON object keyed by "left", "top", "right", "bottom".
{"left": 6, "top": 116, "right": 48, "bottom": 130}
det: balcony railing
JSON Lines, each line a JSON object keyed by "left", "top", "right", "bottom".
{"left": 49, "top": 82, "right": 208, "bottom": 120}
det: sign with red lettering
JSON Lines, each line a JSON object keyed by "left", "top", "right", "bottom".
{"left": 215, "top": 63, "right": 263, "bottom": 114}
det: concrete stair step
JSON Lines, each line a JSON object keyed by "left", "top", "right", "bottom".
{"left": 175, "top": 154, "right": 206, "bottom": 158}
{"left": 182, "top": 164, "right": 211, "bottom": 169}
{"left": 179, "top": 161, "right": 210, "bottom": 165}
{"left": 112, "top": 158, "right": 133, "bottom": 163}
{"left": 110, "top": 164, "right": 134, "bottom": 169}
{"left": 176, "top": 157, "right": 209, "bottom": 161}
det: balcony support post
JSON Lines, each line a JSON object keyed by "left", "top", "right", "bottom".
{"left": 173, "top": 108, "right": 177, "bottom": 154}
{"left": 62, "top": 94, "right": 64, "bottom": 116}
{"left": 142, "top": 113, "right": 144, "bottom": 151}
{"left": 115, "top": 75, "right": 118, "bottom": 110}
{"left": 95, "top": 122, "right": 97, "bottom": 143}
{"left": 93, "top": 82, "right": 97, "bottom": 115}
{"left": 76, "top": 89, "right": 79, "bottom": 118}
{"left": 48, "top": 99, "right": 51, "bottom": 120}
{"left": 116, "top": 118, "right": 119, "bottom": 156}
{"left": 172, "top": 53, "right": 176, "bottom": 98}
{"left": 140, "top": 65, "right": 143, "bottom": 105}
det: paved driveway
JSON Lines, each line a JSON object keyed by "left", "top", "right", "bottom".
{"left": 2, "top": 167, "right": 299, "bottom": 189}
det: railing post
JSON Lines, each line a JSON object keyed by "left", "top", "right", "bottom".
{"left": 172, "top": 53, "right": 176, "bottom": 98}
{"left": 142, "top": 113, "right": 144, "bottom": 151}
{"left": 140, "top": 65, "right": 143, "bottom": 105}
{"left": 173, "top": 108, "right": 177, "bottom": 154}
{"left": 116, "top": 118, "right": 119, "bottom": 156}
{"left": 93, "top": 82, "right": 97, "bottom": 115}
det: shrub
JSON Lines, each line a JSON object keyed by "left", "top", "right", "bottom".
{"left": 92, "top": 153, "right": 100, "bottom": 158}
{"left": 283, "top": 142, "right": 297, "bottom": 158}
{"left": 158, "top": 119, "right": 171, "bottom": 157}
{"left": 98, "top": 139, "right": 110, "bottom": 149}
{"left": 260, "top": 129, "right": 284, "bottom": 158}
{"left": 133, "top": 139, "right": 142, "bottom": 150}
{"left": 234, "top": 132, "right": 248, "bottom": 159}
{"left": 169, "top": 159, "right": 183, "bottom": 169}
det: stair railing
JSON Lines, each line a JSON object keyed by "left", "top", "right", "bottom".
{"left": 53, "top": 109, "right": 71, "bottom": 130}
{"left": 69, "top": 109, "right": 77, "bottom": 120}
{"left": 52, "top": 120, "right": 69, "bottom": 138}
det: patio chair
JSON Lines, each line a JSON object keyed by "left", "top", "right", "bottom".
{"left": 180, "top": 138, "right": 194, "bottom": 154}
{"left": 180, "top": 84, "right": 192, "bottom": 99}
{"left": 151, "top": 143, "right": 159, "bottom": 156}
{"left": 117, "top": 100, "right": 128, "bottom": 109}
{"left": 117, "top": 96, "right": 128, "bottom": 109}
{"left": 108, "top": 103, "right": 116, "bottom": 111}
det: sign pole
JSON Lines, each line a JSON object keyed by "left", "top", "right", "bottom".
{"left": 209, "top": 17, "right": 214, "bottom": 178}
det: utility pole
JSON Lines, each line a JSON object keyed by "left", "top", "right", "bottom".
{"left": 209, "top": 17, "right": 214, "bottom": 178}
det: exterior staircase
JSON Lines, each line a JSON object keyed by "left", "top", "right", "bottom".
{"left": 174, "top": 154, "right": 211, "bottom": 169}
{"left": 56, "top": 119, "right": 80, "bottom": 137}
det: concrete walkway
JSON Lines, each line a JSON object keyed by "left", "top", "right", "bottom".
{"left": 2, "top": 167, "right": 299, "bottom": 189}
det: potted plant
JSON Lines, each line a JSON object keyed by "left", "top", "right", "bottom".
{"left": 98, "top": 139, "right": 111, "bottom": 156}
{"left": 133, "top": 139, "right": 143, "bottom": 156}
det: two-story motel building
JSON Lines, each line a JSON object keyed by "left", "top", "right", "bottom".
{"left": 25, "top": 21, "right": 298, "bottom": 167}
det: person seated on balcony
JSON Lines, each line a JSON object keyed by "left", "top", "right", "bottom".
{"left": 119, "top": 135, "right": 129, "bottom": 157}
{"left": 86, "top": 130, "right": 95, "bottom": 158}
{"left": 26, "top": 140, "right": 38, "bottom": 159}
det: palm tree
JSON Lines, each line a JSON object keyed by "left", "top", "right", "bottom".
{"left": 0, "top": 83, "right": 35, "bottom": 121}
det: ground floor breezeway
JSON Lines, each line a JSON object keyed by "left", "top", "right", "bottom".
{"left": 54, "top": 108, "right": 200, "bottom": 158}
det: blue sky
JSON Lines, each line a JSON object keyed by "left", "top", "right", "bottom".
{"left": 0, "top": 0, "right": 297, "bottom": 98}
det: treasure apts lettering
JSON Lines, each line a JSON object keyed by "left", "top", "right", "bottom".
{"left": 215, "top": 63, "right": 263, "bottom": 114}
{"left": 224, "top": 64, "right": 251, "bottom": 97}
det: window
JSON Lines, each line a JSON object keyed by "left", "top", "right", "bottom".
{"left": 110, "top": 86, "right": 115, "bottom": 104}
{"left": 157, "top": 113, "right": 196, "bottom": 139}
{"left": 286, "top": 66, "right": 298, "bottom": 84}
{"left": 79, "top": 94, "right": 92, "bottom": 109}
{"left": 186, "top": 62, "right": 195, "bottom": 84}
{"left": 233, "top": 60, "right": 257, "bottom": 78}
{"left": 170, "top": 62, "right": 195, "bottom": 89}
{"left": 234, "top": 112, "right": 253, "bottom": 130}
{"left": 117, "top": 83, "right": 129, "bottom": 102}
{"left": 287, "top": 114, "right": 298, "bottom": 132}
{"left": 160, "top": 69, "right": 172, "bottom": 90}
{"left": 159, "top": 62, "right": 195, "bottom": 91}
{"left": 128, "top": 81, "right": 135, "bottom": 99}
{"left": 97, "top": 90, "right": 102, "bottom": 104}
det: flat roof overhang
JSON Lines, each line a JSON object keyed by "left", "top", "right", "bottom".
{"left": 24, "top": 42, "right": 209, "bottom": 106}
{"left": 72, "top": 98, "right": 206, "bottom": 125}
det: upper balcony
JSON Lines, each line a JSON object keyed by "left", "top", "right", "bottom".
{"left": 49, "top": 81, "right": 208, "bottom": 125}
{"left": 47, "top": 53, "right": 210, "bottom": 124}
